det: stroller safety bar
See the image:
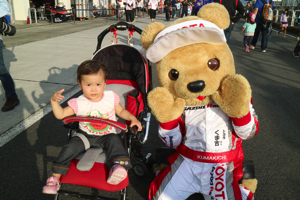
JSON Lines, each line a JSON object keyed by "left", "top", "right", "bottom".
{"left": 63, "top": 116, "right": 128, "bottom": 132}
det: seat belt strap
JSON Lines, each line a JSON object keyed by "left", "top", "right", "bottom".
{"left": 73, "top": 132, "right": 90, "bottom": 150}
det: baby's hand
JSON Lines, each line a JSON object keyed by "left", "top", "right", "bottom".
{"left": 51, "top": 89, "right": 65, "bottom": 102}
{"left": 130, "top": 118, "right": 142, "bottom": 131}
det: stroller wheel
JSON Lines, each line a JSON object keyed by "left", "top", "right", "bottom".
{"left": 133, "top": 162, "right": 148, "bottom": 177}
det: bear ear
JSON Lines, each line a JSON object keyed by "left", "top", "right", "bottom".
{"left": 140, "top": 22, "right": 165, "bottom": 50}
{"left": 197, "top": 3, "right": 230, "bottom": 30}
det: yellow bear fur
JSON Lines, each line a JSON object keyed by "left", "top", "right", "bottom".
{"left": 141, "top": 2, "right": 257, "bottom": 194}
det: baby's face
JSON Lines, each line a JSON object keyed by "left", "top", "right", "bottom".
{"left": 78, "top": 70, "right": 106, "bottom": 102}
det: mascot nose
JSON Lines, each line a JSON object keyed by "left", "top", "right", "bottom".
{"left": 187, "top": 80, "right": 205, "bottom": 93}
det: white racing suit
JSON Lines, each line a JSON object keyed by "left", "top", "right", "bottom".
{"left": 149, "top": 101, "right": 259, "bottom": 200}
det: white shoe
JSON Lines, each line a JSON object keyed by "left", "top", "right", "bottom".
{"left": 250, "top": 45, "right": 255, "bottom": 50}
{"left": 262, "top": 50, "right": 266, "bottom": 53}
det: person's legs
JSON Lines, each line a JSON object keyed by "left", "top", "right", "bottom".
{"left": 251, "top": 25, "right": 262, "bottom": 48}
{"left": 130, "top": 10, "right": 134, "bottom": 22}
{"left": 52, "top": 136, "right": 86, "bottom": 175}
{"left": 261, "top": 25, "right": 269, "bottom": 51}
{"left": 153, "top": 9, "right": 156, "bottom": 22}
{"left": 96, "top": 134, "right": 131, "bottom": 169}
{"left": 278, "top": 26, "right": 283, "bottom": 35}
{"left": 243, "top": 36, "right": 248, "bottom": 47}
{"left": 172, "top": 6, "right": 176, "bottom": 17}
{"left": 283, "top": 27, "right": 287, "bottom": 36}
{"left": 43, "top": 136, "right": 86, "bottom": 194}
{"left": 248, "top": 36, "right": 254, "bottom": 47}
{"left": 0, "top": 40, "right": 19, "bottom": 112}
{"left": 293, "top": 41, "right": 300, "bottom": 57}
{"left": 244, "top": 36, "right": 250, "bottom": 52}
{"left": 125, "top": 10, "right": 130, "bottom": 22}
{"left": 166, "top": 7, "right": 170, "bottom": 21}
{"left": 224, "top": 23, "right": 235, "bottom": 42}
{"left": 183, "top": 9, "right": 187, "bottom": 17}
{"left": 96, "top": 134, "right": 130, "bottom": 185}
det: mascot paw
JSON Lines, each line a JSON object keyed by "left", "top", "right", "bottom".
{"left": 148, "top": 87, "right": 185, "bottom": 123}
{"left": 240, "top": 179, "right": 258, "bottom": 194}
{"left": 212, "top": 74, "right": 251, "bottom": 118}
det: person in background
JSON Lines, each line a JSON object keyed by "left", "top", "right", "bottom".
{"left": 240, "top": 13, "right": 257, "bottom": 52}
{"left": 116, "top": 2, "right": 121, "bottom": 18}
{"left": 172, "top": 0, "right": 177, "bottom": 18}
{"left": 191, "top": 0, "right": 197, "bottom": 16}
{"left": 188, "top": 3, "right": 192, "bottom": 16}
{"left": 0, "top": 0, "right": 19, "bottom": 112}
{"left": 250, "top": 0, "right": 274, "bottom": 53}
{"left": 277, "top": 8, "right": 289, "bottom": 37}
{"left": 181, "top": 0, "right": 189, "bottom": 17}
{"left": 124, "top": 0, "right": 135, "bottom": 22}
{"left": 293, "top": 33, "right": 300, "bottom": 57}
{"left": 137, "top": 0, "right": 143, "bottom": 17}
{"left": 149, "top": 0, "right": 158, "bottom": 22}
{"left": 29, "top": 0, "right": 36, "bottom": 8}
{"left": 133, "top": 0, "right": 137, "bottom": 20}
{"left": 175, "top": 0, "right": 182, "bottom": 18}
{"left": 213, "top": 0, "right": 245, "bottom": 42}
{"left": 164, "top": 0, "right": 172, "bottom": 21}
{"left": 245, "top": 1, "right": 253, "bottom": 21}
{"left": 159, "top": 0, "right": 164, "bottom": 14}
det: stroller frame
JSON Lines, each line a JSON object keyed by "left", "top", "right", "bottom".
{"left": 53, "top": 22, "right": 153, "bottom": 200}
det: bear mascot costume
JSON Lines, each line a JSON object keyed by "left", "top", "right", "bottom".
{"left": 140, "top": 3, "right": 259, "bottom": 200}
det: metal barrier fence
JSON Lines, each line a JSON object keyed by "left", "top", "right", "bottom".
{"left": 28, "top": 7, "right": 147, "bottom": 25}
{"left": 273, "top": 0, "right": 299, "bottom": 7}
{"left": 273, "top": 8, "right": 300, "bottom": 26}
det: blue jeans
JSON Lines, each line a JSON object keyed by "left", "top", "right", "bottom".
{"left": 243, "top": 36, "right": 254, "bottom": 46}
{"left": 294, "top": 40, "right": 300, "bottom": 54}
{"left": 224, "top": 23, "right": 235, "bottom": 42}
{"left": 0, "top": 40, "right": 17, "bottom": 98}
{"left": 251, "top": 24, "right": 269, "bottom": 50}
{"left": 52, "top": 131, "right": 131, "bottom": 175}
{"left": 172, "top": 7, "right": 176, "bottom": 17}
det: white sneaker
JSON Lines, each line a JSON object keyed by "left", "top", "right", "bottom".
{"left": 250, "top": 45, "right": 255, "bottom": 49}
{"left": 262, "top": 50, "right": 266, "bottom": 53}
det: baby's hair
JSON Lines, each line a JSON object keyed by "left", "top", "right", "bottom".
{"left": 77, "top": 60, "right": 108, "bottom": 82}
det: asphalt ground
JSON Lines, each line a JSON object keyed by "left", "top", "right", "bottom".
{"left": 0, "top": 13, "right": 300, "bottom": 200}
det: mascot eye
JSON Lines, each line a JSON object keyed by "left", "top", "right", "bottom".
{"left": 207, "top": 58, "right": 220, "bottom": 71}
{"left": 168, "top": 69, "right": 179, "bottom": 81}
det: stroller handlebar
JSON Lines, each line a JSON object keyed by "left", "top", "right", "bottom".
{"left": 63, "top": 116, "right": 128, "bottom": 132}
{"left": 110, "top": 22, "right": 143, "bottom": 33}
{"left": 94, "top": 22, "right": 143, "bottom": 54}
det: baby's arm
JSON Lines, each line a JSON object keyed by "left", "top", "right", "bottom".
{"left": 51, "top": 89, "right": 75, "bottom": 120}
{"left": 240, "top": 27, "right": 245, "bottom": 34}
{"left": 115, "top": 103, "right": 142, "bottom": 131}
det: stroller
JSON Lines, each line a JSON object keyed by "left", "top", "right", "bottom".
{"left": 54, "top": 22, "right": 153, "bottom": 200}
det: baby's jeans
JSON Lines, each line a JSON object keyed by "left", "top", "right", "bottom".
{"left": 244, "top": 36, "right": 253, "bottom": 46}
{"left": 52, "top": 131, "right": 130, "bottom": 175}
